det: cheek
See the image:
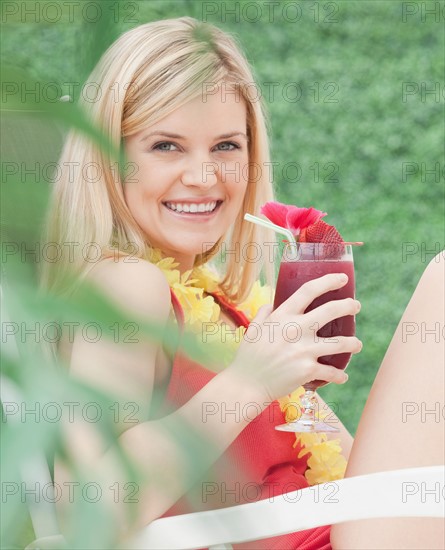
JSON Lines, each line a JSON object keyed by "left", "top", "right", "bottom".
{"left": 131, "top": 161, "right": 177, "bottom": 200}
{"left": 124, "top": 162, "right": 160, "bottom": 203}
{"left": 229, "top": 168, "right": 249, "bottom": 203}
{"left": 226, "top": 155, "right": 249, "bottom": 196}
{"left": 225, "top": 181, "right": 249, "bottom": 226}
{"left": 122, "top": 182, "right": 151, "bottom": 223}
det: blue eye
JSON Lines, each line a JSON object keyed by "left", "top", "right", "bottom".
{"left": 153, "top": 142, "right": 178, "bottom": 151}
{"left": 216, "top": 141, "right": 240, "bottom": 151}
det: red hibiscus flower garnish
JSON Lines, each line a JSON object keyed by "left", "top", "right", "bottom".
{"left": 260, "top": 201, "right": 326, "bottom": 235}
{"left": 260, "top": 201, "right": 289, "bottom": 227}
{"left": 286, "top": 207, "right": 327, "bottom": 234}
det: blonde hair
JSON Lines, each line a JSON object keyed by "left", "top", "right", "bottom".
{"left": 40, "top": 16, "right": 276, "bottom": 303}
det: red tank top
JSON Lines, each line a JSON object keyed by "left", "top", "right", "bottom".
{"left": 161, "top": 288, "right": 331, "bottom": 550}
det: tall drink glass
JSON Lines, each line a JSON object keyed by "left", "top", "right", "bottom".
{"left": 274, "top": 242, "right": 355, "bottom": 433}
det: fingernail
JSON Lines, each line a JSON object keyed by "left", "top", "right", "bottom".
{"left": 339, "top": 273, "right": 348, "bottom": 283}
{"left": 356, "top": 300, "right": 361, "bottom": 311}
{"left": 342, "top": 373, "right": 349, "bottom": 383}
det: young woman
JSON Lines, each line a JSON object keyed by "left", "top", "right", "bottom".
{"left": 40, "top": 16, "right": 444, "bottom": 549}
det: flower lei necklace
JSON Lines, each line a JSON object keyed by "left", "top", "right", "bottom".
{"left": 150, "top": 248, "right": 347, "bottom": 486}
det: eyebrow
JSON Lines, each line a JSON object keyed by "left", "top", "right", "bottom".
{"left": 140, "top": 131, "right": 249, "bottom": 142}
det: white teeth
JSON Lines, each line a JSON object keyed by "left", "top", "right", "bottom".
{"left": 165, "top": 201, "right": 219, "bottom": 213}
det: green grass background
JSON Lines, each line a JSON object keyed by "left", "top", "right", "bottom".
{"left": 1, "top": 0, "right": 443, "bottom": 435}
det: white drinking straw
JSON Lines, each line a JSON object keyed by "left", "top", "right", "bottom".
{"left": 244, "top": 213, "right": 296, "bottom": 243}
{"left": 245, "top": 213, "right": 364, "bottom": 248}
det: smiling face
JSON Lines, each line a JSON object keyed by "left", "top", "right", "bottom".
{"left": 123, "top": 90, "right": 249, "bottom": 272}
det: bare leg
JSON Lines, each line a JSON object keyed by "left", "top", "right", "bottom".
{"left": 331, "top": 253, "right": 445, "bottom": 550}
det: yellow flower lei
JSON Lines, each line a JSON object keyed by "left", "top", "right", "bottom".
{"left": 151, "top": 249, "right": 347, "bottom": 486}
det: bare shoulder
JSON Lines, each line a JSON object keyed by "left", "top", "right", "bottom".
{"left": 84, "top": 256, "right": 172, "bottom": 322}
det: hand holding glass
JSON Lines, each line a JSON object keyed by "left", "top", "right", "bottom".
{"left": 274, "top": 242, "right": 355, "bottom": 433}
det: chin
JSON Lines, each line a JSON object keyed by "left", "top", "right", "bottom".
{"left": 161, "top": 238, "right": 220, "bottom": 260}
{"left": 186, "top": 242, "right": 220, "bottom": 257}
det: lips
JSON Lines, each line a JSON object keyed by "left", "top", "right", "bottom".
{"left": 162, "top": 200, "right": 223, "bottom": 217}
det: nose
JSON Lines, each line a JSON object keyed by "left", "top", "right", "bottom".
{"left": 180, "top": 157, "right": 218, "bottom": 188}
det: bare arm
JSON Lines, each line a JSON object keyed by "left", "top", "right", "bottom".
{"left": 57, "top": 258, "right": 269, "bottom": 536}
{"left": 57, "top": 263, "right": 361, "bottom": 539}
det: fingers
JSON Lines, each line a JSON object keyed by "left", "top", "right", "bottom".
{"left": 276, "top": 273, "right": 350, "bottom": 314}
{"left": 313, "top": 335, "right": 363, "bottom": 355}
{"left": 296, "top": 336, "right": 361, "bottom": 387}
{"left": 307, "top": 297, "right": 361, "bottom": 327}
{"left": 244, "top": 304, "right": 273, "bottom": 341}
{"left": 313, "top": 363, "right": 349, "bottom": 385}
{"left": 253, "top": 303, "right": 273, "bottom": 323}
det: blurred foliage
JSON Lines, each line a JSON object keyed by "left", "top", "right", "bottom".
{"left": 1, "top": 0, "right": 444, "bottom": 547}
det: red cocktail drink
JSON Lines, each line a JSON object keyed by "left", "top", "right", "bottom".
{"left": 273, "top": 242, "right": 356, "bottom": 432}
{"left": 274, "top": 243, "right": 355, "bottom": 392}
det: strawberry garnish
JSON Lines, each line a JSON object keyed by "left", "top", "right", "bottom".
{"left": 300, "top": 220, "right": 345, "bottom": 259}
{"left": 299, "top": 220, "right": 344, "bottom": 245}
